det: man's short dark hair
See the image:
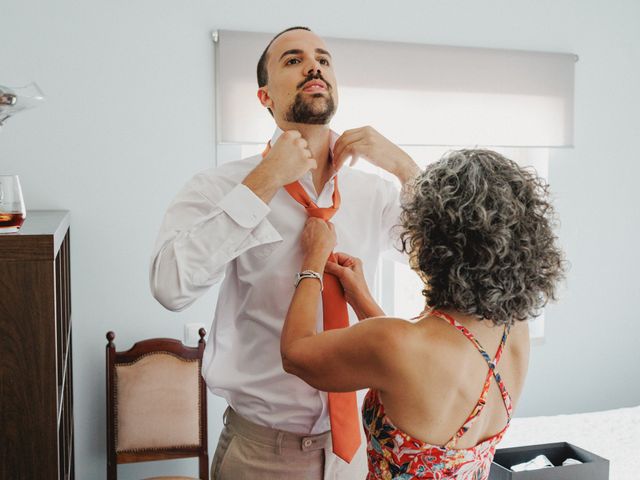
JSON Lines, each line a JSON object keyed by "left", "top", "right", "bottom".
{"left": 257, "top": 26, "right": 312, "bottom": 88}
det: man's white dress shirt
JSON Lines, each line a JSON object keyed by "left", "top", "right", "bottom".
{"left": 150, "top": 129, "right": 402, "bottom": 435}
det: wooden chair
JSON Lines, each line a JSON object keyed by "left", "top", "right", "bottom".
{"left": 106, "top": 329, "right": 209, "bottom": 480}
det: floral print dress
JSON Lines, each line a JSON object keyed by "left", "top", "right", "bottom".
{"left": 362, "top": 310, "right": 512, "bottom": 479}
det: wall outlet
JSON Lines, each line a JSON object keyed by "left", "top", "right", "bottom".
{"left": 184, "top": 322, "right": 207, "bottom": 346}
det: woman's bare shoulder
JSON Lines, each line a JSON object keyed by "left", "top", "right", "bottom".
{"left": 358, "top": 316, "right": 420, "bottom": 341}
{"left": 356, "top": 316, "right": 443, "bottom": 375}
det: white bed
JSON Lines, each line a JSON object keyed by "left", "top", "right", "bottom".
{"left": 500, "top": 405, "right": 640, "bottom": 479}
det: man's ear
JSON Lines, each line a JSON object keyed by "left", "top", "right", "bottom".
{"left": 257, "top": 87, "right": 273, "bottom": 110}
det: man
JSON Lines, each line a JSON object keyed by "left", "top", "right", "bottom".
{"left": 150, "top": 26, "right": 420, "bottom": 479}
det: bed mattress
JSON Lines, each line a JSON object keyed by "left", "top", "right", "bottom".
{"left": 500, "top": 405, "right": 640, "bottom": 479}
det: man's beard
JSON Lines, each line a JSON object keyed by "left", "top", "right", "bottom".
{"left": 285, "top": 92, "right": 336, "bottom": 125}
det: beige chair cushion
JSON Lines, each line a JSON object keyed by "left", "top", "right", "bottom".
{"left": 115, "top": 352, "right": 201, "bottom": 452}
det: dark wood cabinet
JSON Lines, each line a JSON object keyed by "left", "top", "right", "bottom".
{"left": 0, "top": 210, "right": 74, "bottom": 480}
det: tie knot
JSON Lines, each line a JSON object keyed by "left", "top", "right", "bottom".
{"left": 284, "top": 178, "right": 341, "bottom": 221}
{"left": 307, "top": 206, "right": 337, "bottom": 221}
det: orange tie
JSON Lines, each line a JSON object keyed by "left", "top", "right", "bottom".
{"left": 262, "top": 142, "right": 361, "bottom": 463}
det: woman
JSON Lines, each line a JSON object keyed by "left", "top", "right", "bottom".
{"left": 281, "top": 149, "right": 565, "bottom": 479}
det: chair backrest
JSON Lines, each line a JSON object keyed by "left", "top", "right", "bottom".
{"left": 106, "top": 329, "right": 209, "bottom": 480}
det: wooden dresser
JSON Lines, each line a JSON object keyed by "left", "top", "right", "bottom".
{"left": 0, "top": 210, "right": 74, "bottom": 479}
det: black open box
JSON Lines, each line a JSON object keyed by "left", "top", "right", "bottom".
{"left": 489, "top": 442, "right": 609, "bottom": 479}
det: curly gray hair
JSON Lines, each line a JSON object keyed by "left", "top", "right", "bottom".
{"left": 399, "top": 149, "right": 565, "bottom": 326}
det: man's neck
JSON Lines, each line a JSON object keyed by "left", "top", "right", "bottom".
{"left": 277, "top": 122, "right": 334, "bottom": 195}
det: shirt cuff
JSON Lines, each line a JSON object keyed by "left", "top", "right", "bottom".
{"left": 218, "top": 183, "right": 271, "bottom": 228}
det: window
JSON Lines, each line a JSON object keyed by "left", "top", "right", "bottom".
{"left": 214, "top": 30, "right": 575, "bottom": 340}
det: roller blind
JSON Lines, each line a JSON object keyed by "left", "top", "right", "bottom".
{"left": 214, "top": 30, "right": 575, "bottom": 147}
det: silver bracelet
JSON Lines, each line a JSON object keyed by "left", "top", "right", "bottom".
{"left": 294, "top": 270, "right": 323, "bottom": 291}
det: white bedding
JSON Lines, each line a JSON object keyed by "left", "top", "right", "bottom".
{"left": 500, "top": 405, "right": 640, "bottom": 480}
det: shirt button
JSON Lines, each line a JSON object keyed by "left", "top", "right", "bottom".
{"left": 303, "top": 439, "right": 312, "bottom": 448}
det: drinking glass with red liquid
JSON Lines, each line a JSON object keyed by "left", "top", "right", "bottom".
{"left": 0, "top": 175, "right": 26, "bottom": 233}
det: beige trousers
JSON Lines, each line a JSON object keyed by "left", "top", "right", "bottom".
{"left": 210, "top": 407, "right": 367, "bottom": 480}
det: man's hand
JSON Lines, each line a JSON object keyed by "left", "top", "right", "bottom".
{"left": 243, "top": 130, "right": 317, "bottom": 204}
{"left": 261, "top": 130, "right": 317, "bottom": 186}
{"left": 332, "top": 126, "right": 420, "bottom": 183}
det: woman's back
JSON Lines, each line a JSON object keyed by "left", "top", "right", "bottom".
{"left": 381, "top": 309, "right": 529, "bottom": 448}
{"left": 363, "top": 309, "right": 530, "bottom": 478}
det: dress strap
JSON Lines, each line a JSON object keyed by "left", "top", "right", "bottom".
{"left": 429, "top": 309, "right": 513, "bottom": 449}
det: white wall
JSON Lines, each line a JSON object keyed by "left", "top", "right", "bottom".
{"left": 2, "top": 0, "right": 639, "bottom": 478}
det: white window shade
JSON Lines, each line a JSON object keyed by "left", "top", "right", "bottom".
{"left": 214, "top": 30, "right": 576, "bottom": 147}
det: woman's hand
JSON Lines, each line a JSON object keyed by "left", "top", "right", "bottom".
{"left": 325, "top": 252, "right": 384, "bottom": 319}
{"left": 300, "top": 218, "right": 337, "bottom": 266}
